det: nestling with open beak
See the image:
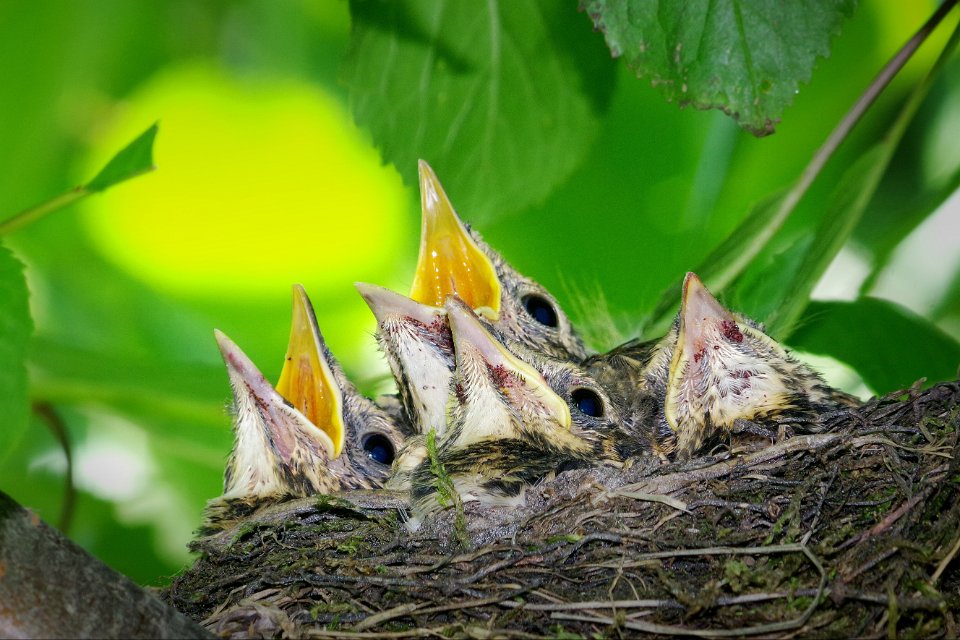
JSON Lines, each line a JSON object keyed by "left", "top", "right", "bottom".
{"left": 664, "top": 273, "right": 858, "bottom": 457}
{"left": 410, "top": 160, "right": 587, "bottom": 361}
{"left": 202, "top": 285, "right": 409, "bottom": 530}
{"left": 403, "top": 297, "right": 643, "bottom": 527}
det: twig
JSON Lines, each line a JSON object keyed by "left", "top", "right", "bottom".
{"left": 841, "top": 547, "right": 900, "bottom": 584}
{"left": 500, "top": 598, "right": 679, "bottom": 612}
{"left": 618, "top": 434, "right": 844, "bottom": 496}
{"left": 353, "top": 604, "right": 421, "bottom": 632}
{"left": 645, "top": 0, "right": 960, "bottom": 332}
{"left": 601, "top": 490, "right": 688, "bottom": 511}
{"left": 32, "top": 401, "right": 75, "bottom": 533}
{"left": 0, "top": 188, "right": 87, "bottom": 236}
{"left": 930, "top": 532, "right": 960, "bottom": 586}
{"left": 416, "top": 585, "right": 534, "bottom": 616}
{"left": 305, "top": 629, "right": 441, "bottom": 639}
{"left": 846, "top": 483, "right": 935, "bottom": 549}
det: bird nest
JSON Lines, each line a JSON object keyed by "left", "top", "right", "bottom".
{"left": 163, "top": 380, "right": 960, "bottom": 639}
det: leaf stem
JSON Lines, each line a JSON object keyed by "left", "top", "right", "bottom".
{"left": 768, "top": 10, "right": 960, "bottom": 336}
{"left": 739, "top": 0, "right": 959, "bottom": 278}
{"left": 645, "top": 0, "right": 959, "bottom": 336}
{"left": 795, "top": 0, "right": 958, "bottom": 201}
{"left": 0, "top": 187, "right": 88, "bottom": 237}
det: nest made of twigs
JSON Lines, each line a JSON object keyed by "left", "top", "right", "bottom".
{"left": 164, "top": 381, "right": 960, "bottom": 639}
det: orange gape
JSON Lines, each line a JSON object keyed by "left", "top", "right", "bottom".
{"left": 409, "top": 161, "right": 501, "bottom": 317}
{"left": 276, "top": 285, "right": 344, "bottom": 457}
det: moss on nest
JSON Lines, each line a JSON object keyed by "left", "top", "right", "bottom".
{"left": 164, "top": 381, "right": 960, "bottom": 638}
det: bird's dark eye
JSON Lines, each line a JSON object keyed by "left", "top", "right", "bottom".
{"left": 362, "top": 434, "right": 395, "bottom": 465}
{"left": 572, "top": 388, "right": 604, "bottom": 418}
{"left": 522, "top": 294, "right": 558, "bottom": 328}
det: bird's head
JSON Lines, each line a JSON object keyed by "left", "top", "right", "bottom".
{"left": 408, "top": 160, "right": 586, "bottom": 361}
{"left": 665, "top": 272, "right": 842, "bottom": 456}
{"left": 405, "top": 297, "right": 631, "bottom": 524}
{"left": 356, "top": 282, "right": 453, "bottom": 438}
{"left": 275, "top": 285, "right": 406, "bottom": 487}
{"left": 206, "top": 286, "right": 406, "bottom": 529}
{"left": 215, "top": 328, "right": 335, "bottom": 504}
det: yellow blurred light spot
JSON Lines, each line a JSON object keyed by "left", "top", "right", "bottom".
{"left": 81, "top": 63, "right": 408, "bottom": 298}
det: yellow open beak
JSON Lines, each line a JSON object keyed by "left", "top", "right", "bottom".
{"left": 410, "top": 160, "right": 501, "bottom": 318}
{"left": 214, "top": 328, "right": 336, "bottom": 460}
{"left": 275, "top": 284, "right": 345, "bottom": 458}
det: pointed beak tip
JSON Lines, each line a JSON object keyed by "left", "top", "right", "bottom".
{"left": 291, "top": 283, "right": 309, "bottom": 303}
{"left": 213, "top": 329, "right": 236, "bottom": 357}
{"left": 418, "top": 161, "right": 438, "bottom": 192}
{"left": 446, "top": 300, "right": 480, "bottom": 347}
{"left": 681, "top": 272, "right": 704, "bottom": 298}
{"left": 354, "top": 281, "right": 375, "bottom": 302}
{"left": 357, "top": 283, "right": 434, "bottom": 324}
{"left": 679, "top": 271, "right": 731, "bottom": 337}
{"left": 443, "top": 295, "right": 473, "bottom": 326}
{"left": 214, "top": 331, "right": 263, "bottom": 387}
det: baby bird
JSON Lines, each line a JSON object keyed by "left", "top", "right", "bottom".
{"left": 356, "top": 283, "right": 454, "bottom": 438}
{"left": 278, "top": 285, "right": 412, "bottom": 480}
{"left": 665, "top": 273, "right": 857, "bottom": 457}
{"left": 583, "top": 332, "right": 676, "bottom": 458}
{"left": 586, "top": 273, "right": 857, "bottom": 459}
{"left": 403, "top": 297, "right": 642, "bottom": 527}
{"left": 203, "top": 286, "right": 408, "bottom": 529}
{"left": 410, "top": 161, "right": 587, "bottom": 361}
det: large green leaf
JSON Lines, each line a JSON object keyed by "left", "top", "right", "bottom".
{"left": 581, "top": 0, "right": 856, "bottom": 136}
{"left": 342, "top": 0, "right": 614, "bottom": 221}
{"left": 0, "top": 242, "right": 32, "bottom": 467}
{"left": 789, "top": 298, "right": 960, "bottom": 393}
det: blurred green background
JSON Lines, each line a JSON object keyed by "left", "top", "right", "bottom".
{"left": 1, "top": 1, "right": 958, "bottom": 586}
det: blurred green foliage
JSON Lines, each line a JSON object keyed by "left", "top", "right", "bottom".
{"left": 0, "top": 0, "right": 958, "bottom": 587}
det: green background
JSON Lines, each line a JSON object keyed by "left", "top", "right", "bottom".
{"left": 1, "top": 1, "right": 958, "bottom": 585}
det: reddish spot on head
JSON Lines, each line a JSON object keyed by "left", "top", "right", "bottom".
{"left": 721, "top": 320, "right": 743, "bottom": 343}
{"left": 693, "top": 349, "right": 705, "bottom": 363}
{"left": 488, "top": 363, "right": 512, "bottom": 388}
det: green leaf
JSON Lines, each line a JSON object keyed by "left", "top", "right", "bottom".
{"left": 86, "top": 122, "right": 158, "bottom": 192}
{"left": 0, "top": 123, "right": 158, "bottom": 236}
{"left": 728, "top": 233, "right": 814, "bottom": 324}
{"left": 641, "top": 189, "right": 787, "bottom": 338}
{"left": 581, "top": 0, "right": 856, "bottom": 135}
{"left": 0, "top": 242, "right": 32, "bottom": 467}
{"left": 789, "top": 298, "right": 960, "bottom": 393}
{"left": 342, "top": 0, "right": 614, "bottom": 221}
{"left": 762, "top": 144, "right": 890, "bottom": 337}
{"left": 766, "top": 19, "right": 960, "bottom": 336}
